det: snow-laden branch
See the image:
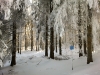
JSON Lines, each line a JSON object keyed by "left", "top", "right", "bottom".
{"left": 53, "top": 0, "right": 78, "bottom": 37}
{"left": 87, "top": 0, "right": 99, "bottom": 12}
{"left": 54, "top": 1, "right": 67, "bottom": 36}
{"left": 0, "top": 0, "right": 13, "bottom": 20}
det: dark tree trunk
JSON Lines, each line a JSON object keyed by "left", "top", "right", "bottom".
{"left": 19, "top": 26, "right": 22, "bottom": 54}
{"left": 45, "top": 16, "right": 48, "bottom": 56}
{"left": 40, "top": 37, "right": 43, "bottom": 49}
{"left": 50, "top": 0, "right": 53, "bottom": 13}
{"left": 20, "top": 47, "right": 21, "bottom": 54}
{"left": 83, "top": 1, "right": 87, "bottom": 56}
{"left": 36, "top": 39, "right": 38, "bottom": 51}
{"left": 25, "top": 25, "right": 27, "bottom": 50}
{"left": 31, "top": 21, "right": 33, "bottom": 51}
{"left": 40, "top": 38, "right": 42, "bottom": 49}
{"left": 84, "top": 38, "right": 87, "bottom": 55}
{"left": 50, "top": 0, "right": 54, "bottom": 59}
{"left": 20, "top": 40, "right": 21, "bottom": 54}
{"left": 50, "top": 27, "right": 54, "bottom": 59}
{"left": 10, "top": 22, "right": 16, "bottom": 66}
{"left": 56, "top": 34, "right": 57, "bottom": 53}
{"left": 87, "top": 5, "right": 93, "bottom": 64}
{"left": 78, "top": 0, "right": 83, "bottom": 57}
{"left": 59, "top": 35, "right": 62, "bottom": 55}
{"left": 37, "top": 33, "right": 39, "bottom": 51}
{"left": 17, "top": 33, "right": 19, "bottom": 53}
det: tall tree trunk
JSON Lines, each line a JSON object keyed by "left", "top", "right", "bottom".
{"left": 56, "top": 34, "right": 57, "bottom": 53}
{"left": 25, "top": 24, "right": 27, "bottom": 50}
{"left": 20, "top": 37, "right": 22, "bottom": 54}
{"left": 19, "top": 26, "right": 22, "bottom": 54}
{"left": 31, "top": 21, "right": 33, "bottom": 51}
{"left": 78, "top": 0, "right": 83, "bottom": 57}
{"left": 87, "top": 5, "right": 93, "bottom": 64}
{"left": 10, "top": 22, "right": 16, "bottom": 66}
{"left": 45, "top": 16, "right": 48, "bottom": 56}
{"left": 38, "top": 34, "right": 40, "bottom": 51}
{"left": 59, "top": 35, "right": 62, "bottom": 55}
{"left": 50, "top": 27, "right": 54, "bottom": 59}
{"left": 40, "top": 37, "right": 43, "bottom": 49}
{"left": 36, "top": 39, "right": 38, "bottom": 51}
{"left": 17, "top": 33, "right": 19, "bottom": 53}
{"left": 50, "top": 0, "right": 54, "bottom": 59}
{"left": 20, "top": 40, "right": 21, "bottom": 54}
{"left": 84, "top": 38, "right": 87, "bottom": 55}
{"left": 83, "top": 1, "right": 87, "bottom": 56}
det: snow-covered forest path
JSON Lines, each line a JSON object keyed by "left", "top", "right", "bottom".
{"left": 1, "top": 50, "right": 100, "bottom": 75}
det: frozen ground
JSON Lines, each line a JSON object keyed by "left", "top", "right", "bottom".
{"left": 0, "top": 47, "right": 100, "bottom": 75}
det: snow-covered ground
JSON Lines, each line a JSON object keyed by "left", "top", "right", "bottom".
{"left": 0, "top": 47, "right": 100, "bottom": 75}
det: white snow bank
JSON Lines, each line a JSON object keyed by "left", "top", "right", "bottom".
{"left": 1, "top": 48, "right": 100, "bottom": 75}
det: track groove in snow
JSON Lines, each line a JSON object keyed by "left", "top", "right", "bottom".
{"left": 0, "top": 50, "right": 100, "bottom": 75}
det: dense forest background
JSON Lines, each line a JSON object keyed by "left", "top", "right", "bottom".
{"left": 0, "top": 0, "right": 100, "bottom": 67}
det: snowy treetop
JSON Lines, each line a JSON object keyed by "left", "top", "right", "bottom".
{"left": 87, "top": 0, "right": 99, "bottom": 12}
